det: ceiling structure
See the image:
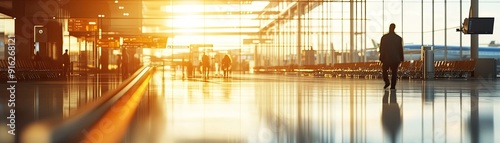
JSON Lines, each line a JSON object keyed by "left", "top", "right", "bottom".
{"left": 0, "top": 0, "right": 12, "bottom": 16}
{"left": 141, "top": 0, "right": 274, "bottom": 36}
{"left": 59, "top": 0, "right": 277, "bottom": 37}
{"left": 2, "top": 0, "right": 304, "bottom": 46}
{"left": 0, "top": 0, "right": 312, "bottom": 37}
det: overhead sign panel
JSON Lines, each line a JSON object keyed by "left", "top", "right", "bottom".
{"left": 144, "top": 37, "right": 168, "bottom": 48}
{"left": 68, "top": 18, "right": 98, "bottom": 32}
{"left": 122, "top": 36, "right": 168, "bottom": 48}
{"left": 243, "top": 39, "right": 272, "bottom": 44}
{"left": 98, "top": 37, "right": 120, "bottom": 48}
{"left": 189, "top": 44, "right": 213, "bottom": 48}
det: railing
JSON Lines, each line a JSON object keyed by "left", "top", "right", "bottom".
{"left": 254, "top": 60, "right": 476, "bottom": 79}
{"left": 21, "top": 66, "right": 154, "bottom": 143}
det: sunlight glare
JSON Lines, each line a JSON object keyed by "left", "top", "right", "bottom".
{"left": 160, "top": 1, "right": 269, "bottom": 32}
{"left": 165, "top": 14, "right": 205, "bottom": 29}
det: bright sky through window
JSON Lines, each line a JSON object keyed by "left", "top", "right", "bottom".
{"left": 160, "top": 1, "right": 268, "bottom": 32}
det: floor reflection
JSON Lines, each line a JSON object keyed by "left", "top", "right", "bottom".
{"left": 468, "top": 89, "right": 495, "bottom": 143}
{"left": 381, "top": 90, "right": 402, "bottom": 143}
{"left": 9, "top": 70, "right": 499, "bottom": 143}
{"left": 132, "top": 72, "right": 500, "bottom": 143}
{"left": 0, "top": 74, "right": 122, "bottom": 143}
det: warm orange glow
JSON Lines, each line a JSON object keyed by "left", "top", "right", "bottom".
{"left": 167, "top": 14, "right": 205, "bottom": 29}
{"left": 82, "top": 74, "right": 151, "bottom": 143}
{"left": 155, "top": 2, "right": 268, "bottom": 35}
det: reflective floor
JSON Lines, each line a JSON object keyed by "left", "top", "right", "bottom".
{"left": 2, "top": 71, "right": 500, "bottom": 143}
{"left": 0, "top": 74, "right": 124, "bottom": 143}
{"left": 124, "top": 70, "right": 500, "bottom": 143}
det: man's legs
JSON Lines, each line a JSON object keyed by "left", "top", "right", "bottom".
{"left": 202, "top": 66, "right": 205, "bottom": 78}
{"left": 65, "top": 65, "right": 69, "bottom": 76}
{"left": 62, "top": 64, "right": 68, "bottom": 77}
{"left": 390, "top": 64, "right": 399, "bottom": 89}
{"left": 204, "top": 66, "right": 209, "bottom": 79}
{"left": 122, "top": 65, "right": 128, "bottom": 77}
{"left": 382, "top": 63, "right": 390, "bottom": 88}
{"left": 223, "top": 68, "right": 227, "bottom": 78}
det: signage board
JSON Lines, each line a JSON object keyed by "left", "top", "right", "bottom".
{"left": 68, "top": 18, "right": 98, "bottom": 32}
{"left": 122, "top": 36, "right": 168, "bottom": 48}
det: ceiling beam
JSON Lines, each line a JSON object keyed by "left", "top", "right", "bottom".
{"left": 0, "top": 1, "right": 13, "bottom": 17}
{"left": 141, "top": 26, "right": 260, "bottom": 29}
{"left": 141, "top": 0, "right": 255, "bottom": 5}
{"left": 149, "top": 31, "right": 259, "bottom": 36}
{"left": 259, "top": 1, "right": 323, "bottom": 33}
{"left": 142, "top": 11, "right": 280, "bottom": 17}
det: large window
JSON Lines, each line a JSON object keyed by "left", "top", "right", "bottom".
{"left": 0, "top": 16, "right": 15, "bottom": 60}
{"left": 254, "top": 0, "right": 499, "bottom": 67}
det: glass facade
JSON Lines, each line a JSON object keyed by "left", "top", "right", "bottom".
{"left": 1, "top": 0, "right": 499, "bottom": 69}
{"left": 253, "top": 0, "right": 499, "bottom": 67}
{"left": 0, "top": 16, "right": 15, "bottom": 60}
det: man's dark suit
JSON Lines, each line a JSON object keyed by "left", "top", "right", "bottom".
{"left": 379, "top": 32, "right": 404, "bottom": 89}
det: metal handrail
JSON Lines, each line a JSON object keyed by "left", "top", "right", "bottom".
{"left": 21, "top": 66, "right": 154, "bottom": 143}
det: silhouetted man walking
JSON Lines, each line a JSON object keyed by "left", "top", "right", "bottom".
{"left": 62, "top": 49, "right": 70, "bottom": 77}
{"left": 379, "top": 23, "right": 404, "bottom": 89}
{"left": 221, "top": 54, "right": 232, "bottom": 78}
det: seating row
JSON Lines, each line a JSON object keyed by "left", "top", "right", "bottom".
{"left": 0, "top": 60, "right": 63, "bottom": 81}
{"left": 254, "top": 60, "right": 476, "bottom": 79}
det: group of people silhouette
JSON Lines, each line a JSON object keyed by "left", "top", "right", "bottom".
{"left": 47, "top": 48, "right": 131, "bottom": 78}
{"left": 201, "top": 53, "right": 232, "bottom": 80}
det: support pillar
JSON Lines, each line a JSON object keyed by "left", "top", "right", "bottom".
{"left": 350, "top": 0, "right": 354, "bottom": 63}
{"left": 13, "top": 0, "right": 63, "bottom": 61}
{"left": 470, "top": 0, "right": 478, "bottom": 60}
{"left": 14, "top": 0, "right": 33, "bottom": 60}
{"left": 297, "top": 3, "right": 302, "bottom": 66}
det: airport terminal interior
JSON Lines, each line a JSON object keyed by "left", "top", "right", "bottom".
{"left": 1, "top": 0, "right": 500, "bottom": 143}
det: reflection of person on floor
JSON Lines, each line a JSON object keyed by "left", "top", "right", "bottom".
{"left": 202, "top": 53, "right": 210, "bottom": 80}
{"left": 221, "top": 54, "right": 232, "bottom": 78}
{"left": 381, "top": 90, "right": 402, "bottom": 143}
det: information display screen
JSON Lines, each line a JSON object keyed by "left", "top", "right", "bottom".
{"left": 465, "top": 17, "right": 495, "bottom": 34}
{"left": 68, "top": 18, "right": 98, "bottom": 32}
{"left": 122, "top": 36, "right": 168, "bottom": 48}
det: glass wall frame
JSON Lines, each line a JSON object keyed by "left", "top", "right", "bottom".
{"left": 255, "top": 0, "right": 499, "bottom": 68}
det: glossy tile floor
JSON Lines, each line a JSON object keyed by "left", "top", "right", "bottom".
{"left": 125, "top": 70, "right": 500, "bottom": 143}
{"left": 0, "top": 74, "right": 124, "bottom": 143}
{"left": 2, "top": 70, "right": 500, "bottom": 143}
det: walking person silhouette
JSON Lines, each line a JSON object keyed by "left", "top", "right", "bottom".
{"left": 202, "top": 53, "right": 210, "bottom": 80}
{"left": 62, "top": 49, "right": 70, "bottom": 77}
{"left": 379, "top": 23, "right": 404, "bottom": 90}
{"left": 221, "top": 54, "right": 232, "bottom": 78}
